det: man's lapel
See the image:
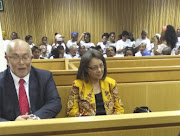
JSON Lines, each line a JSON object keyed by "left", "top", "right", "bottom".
{"left": 5, "top": 68, "right": 21, "bottom": 117}
{"left": 29, "top": 68, "right": 38, "bottom": 113}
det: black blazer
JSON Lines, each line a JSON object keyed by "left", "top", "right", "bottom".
{"left": 0, "top": 66, "right": 62, "bottom": 121}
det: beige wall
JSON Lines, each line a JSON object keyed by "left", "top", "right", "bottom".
{"left": 0, "top": 0, "right": 180, "bottom": 45}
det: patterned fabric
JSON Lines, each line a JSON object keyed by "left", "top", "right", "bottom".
{"left": 67, "top": 77, "right": 124, "bottom": 117}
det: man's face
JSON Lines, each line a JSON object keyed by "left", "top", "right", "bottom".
{"left": 6, "top": 40, "right": 32, "bottom": 78}
{"left": 106, "top": 47, "right": 115, "bottom": 57}
{"left": 11, "top": 33, "right": 18, "bottom": 40}
{"left": 70, "top": 47, "right": 77, "bottom": 56}
{"left": 122, "top": 35, "right": 128, "bottom": 41}
{"left": 42, "top": 38, "right": 47, "bottom": 45}
{"left": 141, "top": 31, "right": 147, "bottom": 39}
{"left": 71, "top": 35, "right": 78, "bottom": 42}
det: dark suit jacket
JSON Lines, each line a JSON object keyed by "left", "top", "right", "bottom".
{"left": 0, "top": 66, "right": 62, "bottom": 121}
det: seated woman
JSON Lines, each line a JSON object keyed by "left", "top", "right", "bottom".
{"left": 67, "top": 49, "right": 124, "bottom": 117}
{"left": 153, "top": 25, "right": 177, "bottom": 55}
{"left": 124, "top": 47, "right": 135, "bottom": 57}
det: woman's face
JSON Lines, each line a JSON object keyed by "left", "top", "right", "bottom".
{"left": 102, "top": 36, "right": 108, "bottom": 44}
{"left": 84, "top": 34, "right": 90, "bottom": 43}
{"left": 87, "top": 58, "right": 104, "bottom": 82}
{"left": 33, "top": 49, "right": 40, "bottom": 59}
{"left": 125, "top": 50, "right": 133, "bottom": 56}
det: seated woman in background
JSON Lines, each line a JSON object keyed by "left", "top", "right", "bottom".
{"left": 67, "top": 49, "right": 124, "bottom": 117}
{"left": 153, "top": 25, "right": 177, "bottom": 55}
{"left": 50, "top": 45, "right": 68, "bottom": 59}
{"left": 124, "top": 47, "right": 135, "bottom": 57}
{"left": 40, "top": 45, "right": 48, "bottom": 59}
{"left": 77, "top": 32, "right": 95, "bottom": 50}
{"left": 40, "top": 36, "right": 52, "bottom": 57}
{"left": 31, "top": 46, "right": 44, "bottom": 59}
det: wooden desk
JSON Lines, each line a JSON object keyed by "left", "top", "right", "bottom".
{"left": 0, "top": 111, "right": 180, "bottom": 136}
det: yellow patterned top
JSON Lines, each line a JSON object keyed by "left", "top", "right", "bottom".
{"left": 67, "top": 77, "right": 124, "bottom": 117}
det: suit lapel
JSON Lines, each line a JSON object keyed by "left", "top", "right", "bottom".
{"left": 5, "top": 68, "right": 21, "bottom": 117}
{"left": 29, "top": 68, "right": 38, "bottom": 113}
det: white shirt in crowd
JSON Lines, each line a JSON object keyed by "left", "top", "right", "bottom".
{"left": 67, "top": 40, "right": 78, "bottom": 48}
{"left": 107, "top": 41, "right": 117, "bottom": 47}
{"left": 135, "top": 38, "right": 151, "bottom": 48}
{"left": 116, "top": 39, "right": 131, "bottom": 56}
{"left": 175, "top": 37, "right": 180, "bottom": 49}
{"left": 52, "top": 43, "right": 66, "bottom": 51}
{"left": 29, "top": 43, "right": 35, "bottom": 48}
{"left": 156, "top": 43, "right": 167, "bottom": 54}
{"left": 97, "top": 42, "right": 110, "bottom": 53}
{"left": 135, "top": 51, "right": 142, "bottom": 56}
{"left": 80, "top": 41, "right": 95, "bottom": 50}
{"left": 65, "top": 54, "right": 79, "bottom": 59}
{"left": 10, "top": 70, "right": 30, "bottom": 106}
{"left": 3, "top": 40, "right": 10, "bottom": 52}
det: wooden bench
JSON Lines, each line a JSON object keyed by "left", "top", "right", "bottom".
{"left": 52, "top": 66, "right": 180, "bottom": 86}
{"left": 1, "top": 111, "right": 180, "bottom": 136}
{"left": 72, "top": 57, "right": 180, "bottom": 68}
{"left": 56, "top": 81, "right": 180, "bottom": 118}
{"left": 32, "top": 56, "right": 180, "bottom": 70}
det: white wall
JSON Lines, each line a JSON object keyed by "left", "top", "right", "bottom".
{"left": 0, "top": 21, "right": 7, "bottom": 72}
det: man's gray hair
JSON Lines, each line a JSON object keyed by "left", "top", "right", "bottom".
{"left": 6, "top": 40, "right": 32, "bottom": 56}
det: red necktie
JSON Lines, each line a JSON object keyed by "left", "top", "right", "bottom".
{"left": 19, "top": 79, "right": 30, "bottom": 115}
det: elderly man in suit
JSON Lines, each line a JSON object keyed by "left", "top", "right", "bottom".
{"left": 0, "top": 39, "right": 61, "bottom": 121}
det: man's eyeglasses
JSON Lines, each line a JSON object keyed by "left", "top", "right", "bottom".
{"left": 88, "top": 64, "right": 104, "bottom": 71}
{"left": 8, "top": 56, "right": 31, "bottom": 63}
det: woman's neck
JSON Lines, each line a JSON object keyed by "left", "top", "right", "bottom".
{"left": 90, "top": 79, "right": 101, "bottom": 94}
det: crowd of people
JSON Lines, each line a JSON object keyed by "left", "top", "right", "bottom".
{"left": 1, "top": 25, "right": 180, "bottom": 121}
{"left": 2, "top": 25, "right": 180, "bottom": 60}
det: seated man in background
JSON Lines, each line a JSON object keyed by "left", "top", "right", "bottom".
{"left": 106, "top": 46, "right": 116, "bottom": 57}
{"left": 134, "top": 30, "right": 151, "bottom": 52}
{"left": 52, "top": 33, "right": 69, "bottom": 54}
{"left": 162, "top": 46, "right": 172, "bottom": 55}
{"left": 66, "top": 45, "right": 79, "bottom": 58}
{"left": 116, "top": 31, "right": 131, "bottom": 57}
{"left": 0, "top": 39, "right": 61, "bottom": 121}
{"left": 67, "top": 32, "right": 79, "bottom": 48}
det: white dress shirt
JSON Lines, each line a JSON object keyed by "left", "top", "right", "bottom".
{"left": 10, "top": 70, "right": 30, "bottom": 107}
